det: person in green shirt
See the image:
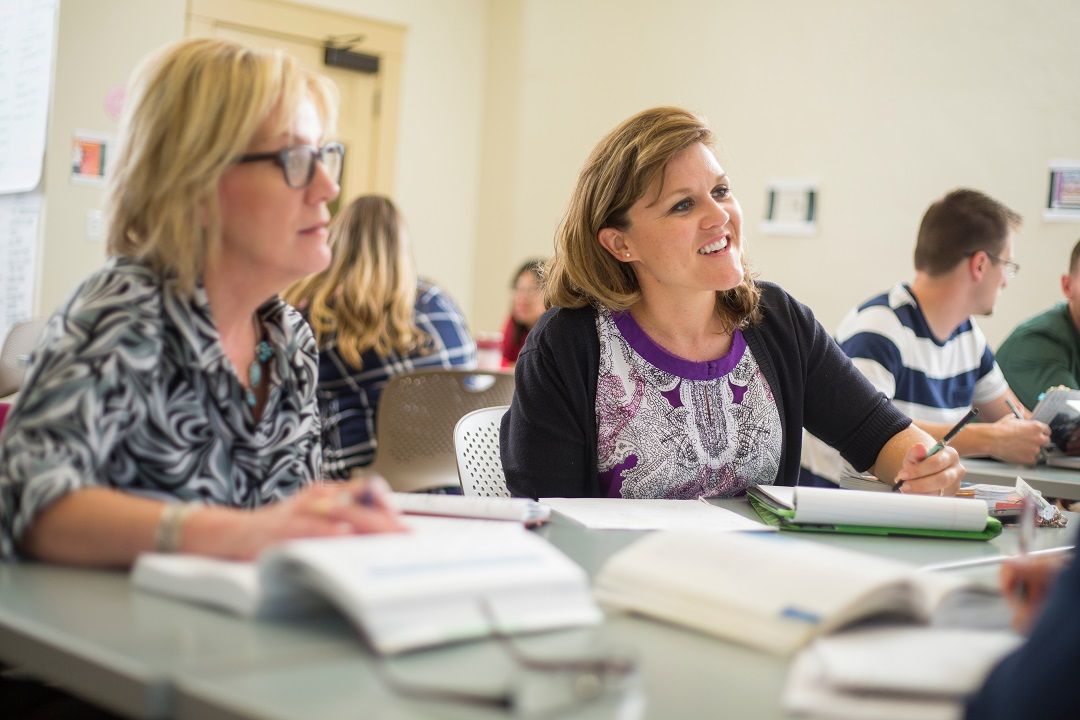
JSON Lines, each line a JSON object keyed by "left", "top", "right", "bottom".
{"left": 996, "top": 238, "right": 1080, "bottom": 409}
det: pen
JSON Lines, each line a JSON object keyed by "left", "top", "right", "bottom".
{"left": 1015, "top": 494, "right": 1035, "bottom": 601}
{"left": 1005, "top": 398, "right": 1023, "bottom": 420}
{"left": 892, "top": 407, "right": 980, "bottom": 492}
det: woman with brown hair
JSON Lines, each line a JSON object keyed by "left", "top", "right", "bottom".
{"left": 286, "top": 195, "right": 476, "bottom": 478}
{"left": 501, "top": 107, "right": 964, "bottom": 500}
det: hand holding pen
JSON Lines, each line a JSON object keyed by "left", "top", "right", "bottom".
{"left": 1001, "top": 499, "right": 1064, "bottom": 633}
{"left": 893, "top": 408, "right": 979, "bottom": 493}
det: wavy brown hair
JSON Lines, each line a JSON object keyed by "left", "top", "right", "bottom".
{"left": 106, "top": 38, "right": 337, "bottom": 294}
{"left": 285, "top": 195, "right": 429, "bottom": 369}
{"left": 546, "top": 106, "right": 760, "bottom": 331}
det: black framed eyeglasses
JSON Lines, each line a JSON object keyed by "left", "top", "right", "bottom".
{"left": 371, "top": 599, "right": 638, "bottom": 715}
{"left": 986, "top": 253, "right": 1020, "bottom": 279}
{"left": 235, "top": 142, "right": 345, "bottom": 188}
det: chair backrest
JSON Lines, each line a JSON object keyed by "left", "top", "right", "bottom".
{"left": 454, "top": 406, "right": 511, "bottom": 497}
{"left": 0, "top": 317, "right": 47, "bottom": 398}
{"left": 371, "top": 369, "right": 515, "bottom": 493}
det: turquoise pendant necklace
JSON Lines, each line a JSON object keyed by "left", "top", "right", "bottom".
{"left": 246, "top": 338, "right": 273, "bottom": 408}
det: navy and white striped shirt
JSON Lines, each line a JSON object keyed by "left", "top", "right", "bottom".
{"left": 315, "top": 280, "right": 476, "bottom": 478}
{"left": 838, "top": 283, "right": 1006, "bottom": 424}
{"left": 801, "top": 283, "right": 1006, "bottom": 485}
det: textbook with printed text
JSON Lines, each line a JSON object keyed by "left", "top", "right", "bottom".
{"left": 593, "top": 530, "right": 992, "bottom": 656}
{"left": 132, "top": 518, "right": 600, "bottom": 654}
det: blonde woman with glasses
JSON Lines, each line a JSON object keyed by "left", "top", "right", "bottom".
{"left": 501, "top": 107, "right": 964, "bottom": 500}
{"left": 286, "top": 195, "right": 476, "bottom": 478}
{"left": 0, "top": 39, "right": 403, "bottom": 566}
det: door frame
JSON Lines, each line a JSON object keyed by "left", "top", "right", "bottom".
{"left": 186, "top": 0, "right": 404, "bottom": 195}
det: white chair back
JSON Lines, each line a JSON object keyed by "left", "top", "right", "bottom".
{"left": 453, "top": 405, "right": 511, "bottom": 497}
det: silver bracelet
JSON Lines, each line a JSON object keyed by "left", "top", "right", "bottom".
{"left": 154, "top": 503, "right": 198, "bottom": 553}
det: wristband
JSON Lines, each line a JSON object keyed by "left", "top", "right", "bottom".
{"left": 154, "top": 503, "right": 197, "bottom": 553}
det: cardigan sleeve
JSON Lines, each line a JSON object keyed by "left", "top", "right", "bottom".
{"left": 500, "top": 308, "right": 597, "bottom": 499}
{"left": 767, "top": 284, "right": 910, "bottom": 473}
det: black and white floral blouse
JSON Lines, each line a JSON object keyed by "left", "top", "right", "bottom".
{"left": 0, "top": 258, "right": 322, "bottom": 559}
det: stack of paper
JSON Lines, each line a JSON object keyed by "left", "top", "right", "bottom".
{"left": 539, "top": 497, "right": 773, "bottom": 531}
{"left": 784, "top": 626, "right": 1020, "bottom": 720}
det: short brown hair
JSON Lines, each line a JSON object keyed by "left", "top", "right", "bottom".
{"left": 106, "top": 38, "right": 337, "bottom": 294}
{"left": 913, "top": 189, "right": 1021, "bottom": 276}
{"left": 1069, "top": 238, "right": 1080, "bottom": 275}
{"left": 545, "top": 106, "right": 760, "bottom": 331}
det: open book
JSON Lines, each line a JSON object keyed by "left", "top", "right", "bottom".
{"left": 132, "top": 519, "right": 600, "bottom": 655}
{"left": 593, "top": 530, "right": 992, "bottom": 656}
{"left": 748, "top": 485, "right": 1002, "bottom": 540}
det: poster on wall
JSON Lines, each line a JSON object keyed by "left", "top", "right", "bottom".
{"left": 1046, "top": 160, "right": 1080, "bottom": 222}
{"left": 70, "top": 131, "right": 112, "bottom": 187}
{"left": 760, "top": 179, "right": 818, "bottom": 237}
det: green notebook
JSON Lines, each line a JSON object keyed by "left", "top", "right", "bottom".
{"left": 747, "top": 486, "right": 1002, "bottom": 541}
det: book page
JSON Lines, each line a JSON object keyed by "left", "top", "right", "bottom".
{"left": 789, "top": 487, "right": 988, "bottom": 532}
{"left": 264, "top": 525, "right": 598, "bottom": 653}
{"left": 539, "top": 497, "right": 773, "bottom": 531}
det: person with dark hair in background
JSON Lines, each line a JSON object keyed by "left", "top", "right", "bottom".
{"left": 996, "top": 238, "right": 1080, "bottom": 409}
{"left": 286, "top": 195, "right": 476, "bottom": 478}
{"left": 501, "top": 258, "right": 545, "bottom": 367}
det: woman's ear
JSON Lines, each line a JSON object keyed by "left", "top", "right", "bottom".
{"left": 598, "top": 227, "right": 632, "bottom": 262}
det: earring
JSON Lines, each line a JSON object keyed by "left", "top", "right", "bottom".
{"left": 624, "top": 252, "right": 631, "bottom": 258}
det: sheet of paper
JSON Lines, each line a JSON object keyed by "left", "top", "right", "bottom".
{"left": 539, "top": 497, "right": 773, "bottom": 531}
{"left": 0, "top": 193, "right": 43, "bottom": 342}
{"left": 0, "top": 0, "right": 57, "bottom": 193}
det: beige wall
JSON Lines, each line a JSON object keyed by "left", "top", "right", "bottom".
{"left": 471, "top": 0, "right": 1080, "bottom": 346}
{"left": 39, "top": 0, "right": 489, "bottom": 323}
{"left": 39, "top": 0, "right": 186, "bottom": 315}
{"left": 299, "top": 0, "right": 490, "bottom": 321}
{"left": 37, "top": 1, "right": 1080, "bottom": 349}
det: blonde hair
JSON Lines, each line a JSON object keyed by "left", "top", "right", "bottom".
{"left": 285, "top": 195, "right": 429, "bottom": 369}
{"left": 546, "top": 106, "right": 761, "bottom": 331}
{"left": 105, "top": 38, "right": 338, "bottom": 294}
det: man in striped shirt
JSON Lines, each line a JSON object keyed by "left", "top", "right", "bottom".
{"left": 802, "top": 189, "right": 1050, "bottom": 488}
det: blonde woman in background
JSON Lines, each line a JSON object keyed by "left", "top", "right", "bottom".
{"left": 501, "top": 107, "right": 964, "bottom": 500}
{"left": 0, "top": 39, "right": 404, "bottom": 566}
{"left": 286, "top": 195, "right": 476, "bottom": 478}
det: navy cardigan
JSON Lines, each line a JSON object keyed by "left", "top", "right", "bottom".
{"left": 501, "top": 282, "right": 910, "bottom": 499}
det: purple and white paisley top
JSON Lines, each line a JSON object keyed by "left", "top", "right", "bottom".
{"left": 595, "top": 308, "right": 782, "bottom": 499}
